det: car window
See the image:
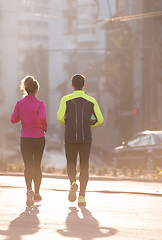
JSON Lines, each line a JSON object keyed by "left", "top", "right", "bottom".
{"left": 127, "top": 136, "right": 141, "bottom": 146}
{"left": 150, "top": 135, "right": 155, "bottom": 145}
{"left": 138, "top": 135, "right": 151, "bottom": 146}
{"left": 127, "top": 134, "right": 151, "bottom": 147}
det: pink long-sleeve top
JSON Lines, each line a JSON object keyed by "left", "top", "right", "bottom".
{"left": 11, "top": 96, "right": 47, "bottom": 138}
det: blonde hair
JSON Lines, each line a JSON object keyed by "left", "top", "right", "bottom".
{"left": 20, "top": 75, "right": 39, "bottom": 96}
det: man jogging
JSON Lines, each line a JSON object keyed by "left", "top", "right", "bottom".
{"left": 57, "top": 74, "right": 103, "bottom": 206}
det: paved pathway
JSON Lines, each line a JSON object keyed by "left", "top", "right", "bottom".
{"left": 0, "top": 175, "right": 162, "bottom": 240}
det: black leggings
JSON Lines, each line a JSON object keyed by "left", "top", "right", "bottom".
{"left": 65, "top": 142, "right": 91, "bottom": 197}
{"left": 20, "top": 137, "right": 45, "bottom": 193}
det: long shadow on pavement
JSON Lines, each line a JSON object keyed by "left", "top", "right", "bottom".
{"left": 0, "top": 205, "right": 40, "bottom": 240}
{"left": 57, "top": 206, "right": 117, "bottom": 240}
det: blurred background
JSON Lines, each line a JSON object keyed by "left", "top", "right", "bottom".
{"left": 0, "top": 0, "right": 162, "bottom": 170}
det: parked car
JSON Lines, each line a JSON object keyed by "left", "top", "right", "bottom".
{"left": 109, "top": 130, "right": 162, "bottom": 170}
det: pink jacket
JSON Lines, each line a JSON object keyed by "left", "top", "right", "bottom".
{"left": 11, "top": 96, "right": 47, "bottom": 138}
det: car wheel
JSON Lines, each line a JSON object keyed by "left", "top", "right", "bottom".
{"left": 146, "top": 155, "right": 155, "bottom": 170}
{"left": 110, "top": 154, "right": 118, "bottom": 169}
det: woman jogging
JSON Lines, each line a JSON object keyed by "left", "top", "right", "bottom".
{"left": 11, "top": 75, "right": 47, "bottom": 207}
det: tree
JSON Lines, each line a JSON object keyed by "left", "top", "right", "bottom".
{"left": 103, "top": 20, "right": 134, "bottom": 141}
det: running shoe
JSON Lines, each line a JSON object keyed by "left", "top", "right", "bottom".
{"left": 34, "top": 193, "right": 42, "bottom": 202}
{"left": 68, "top": 181, "right": 78, "bottom": 202}
{"left": 26, "top": 190, "right": 34, "bottom": 207}
{"left": 78, "top": 195, "right": 86, "bottom": 206}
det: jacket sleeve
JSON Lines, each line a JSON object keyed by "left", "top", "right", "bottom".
{"left": 91, "top": 99, "right": 104, "bottom": 127}
{"left": 11, "top": 102, "right": 20, "bottom": 123}
{"left": 39, "top": 102, "right": 48, "bottom": 132}
{"left": 57, "top": 96, "right": 66, "bottom": 125}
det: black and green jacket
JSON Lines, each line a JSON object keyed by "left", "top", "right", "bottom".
{"left": 57, "top": 90, "right": 104, "bottom": 143}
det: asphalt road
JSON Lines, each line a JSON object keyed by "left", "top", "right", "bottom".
{"left": 0, "top": 175, "right": 162, "bottom": 240}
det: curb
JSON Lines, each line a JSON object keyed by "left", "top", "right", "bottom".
{"left": 1, "top": 172, "right": 162, "bottom": 183}
{"left": 0, "top": 173, "right": 162, "bottom": 197}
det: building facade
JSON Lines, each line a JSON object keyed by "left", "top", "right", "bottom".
{"left": 103, "top": 0, "right": 162, "bottom": 150}
{"left": 0, "top": 0, "right": 18, "bottom": 115}
{"left": 0, "top": 0, "right": 50, "bottom": 117}
{"left": 141, "top": 0, "right": 162, "bottom": 130}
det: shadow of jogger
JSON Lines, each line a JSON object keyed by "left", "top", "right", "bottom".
{"left": 57, "top": 206, "right": 117, "bottom": 240}
{"left": 0, "top": 205, "right": 40, "bottom": 240}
